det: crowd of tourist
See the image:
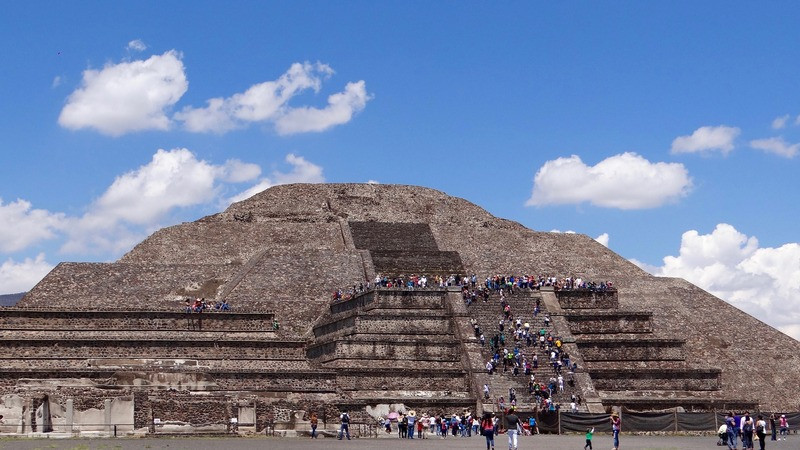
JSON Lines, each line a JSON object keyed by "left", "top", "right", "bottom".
{"left": 469, "top": 279, "right": 588, "bottom": 414}
{"left": 183, "top": 297, "right": 231, "bottom": 313}
{"left": 720, "top": 412, "right": 790, "bottom": 450}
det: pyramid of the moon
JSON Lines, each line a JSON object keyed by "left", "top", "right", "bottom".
{"left": 5, "top": 183, "right": 798, "bottom": 433}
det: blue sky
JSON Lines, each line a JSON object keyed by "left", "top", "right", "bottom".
{"left": 1, "top": 2, "right": 798, "bottom": 337}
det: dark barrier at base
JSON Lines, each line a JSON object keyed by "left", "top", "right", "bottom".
{"left": 555, "top": 411, "right": 800, "bottom": 434}
{"left": 558, "top": 413, "right": 612, "bottom": 433}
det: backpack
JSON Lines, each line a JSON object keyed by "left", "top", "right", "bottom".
{"left": 341, "top": 413, "right": 350, "bottom": 424}
{"left": 743, "top": 420, "right": 753, "bottom": 433}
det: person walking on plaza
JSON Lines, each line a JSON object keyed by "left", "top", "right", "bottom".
{"left": 506, "top": 406, "right": 520, "bottom": 450}
{"left": 779, "top": 414, "right": 788, "bottom": 440}
{"left": 480, "top": 412, "right": 495, "bottom": 450}
{"left": 756, "top": 415, "right": 767, "bottom": 450}
{"left": 610, "top": 412, "right": 621, "bottom": 450}
{"left": 584, "top": 427, "right": 594, "bottom": 450}
{"left": 309, "top": 412, "right": 318, "bottom": 439}
{"left": 769, "top": 414, "right": 777, "bottom": 441}
{"left": 338, "top": 410, "right": 351, "bottom": 440}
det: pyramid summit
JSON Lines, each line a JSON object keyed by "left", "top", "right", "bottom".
{"left": 7, "top": 183, "right": 799, "bottom": 434}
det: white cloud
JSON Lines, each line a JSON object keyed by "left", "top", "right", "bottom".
{"left": 51, "top": 76, "right": 62, "bottom": 88}
{"left": 670, "top": 125, "right": 740, "bottom": 155}
{"left": 218, "top": 159, "right": 261, "bottom": 183}
{"left": 275, "top": 80, "right": 371, "bottom": 135}
{"left": 58, "top": 50, "right": 187, "bottom": 136}
{"left": 749, "top": 137, "right": 799, "bottom": 158}
{"left": 228, "top": 154, "right": 325, "bottom": 204}
{"left": 175, "top": 62, "right": 370, "bottom": 135}
{"left": 645, "top": 224, "right": 800, "bottom": 340}
{"left": 527, "top": 152, "right": 692, "bottom": 209}
{"left": 595, "top": 233, "right": 609, "bottom": 247}
{"left": 367, "top": 180, "right": 380, "bottom": 184}
{"left": 772, "top": 114, "right": 790, "bottom": 130}
{"left": 92, "top": 148, "right": 221, "bottom": 225}
{"left": 127, "top": 39, "right": 147, "bottom": 52}
{"left": 175, "top": 62, "right": 332, "bottom": 133}
{"left": 0, "top": 254, "right": 54, "bottom": 294}
{"left": 62, "top": 148, "right": 264, "bottom": 254}
{"left": 0, "top": 198, "right": 65, "bottom": 252}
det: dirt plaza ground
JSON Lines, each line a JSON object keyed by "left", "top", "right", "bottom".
{"left": 0, "top": 434, "right": 795, "bottom": 450}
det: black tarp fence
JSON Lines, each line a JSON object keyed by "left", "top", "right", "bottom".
{"left": 514, "top": 411, "right": 800, "bottom": 434}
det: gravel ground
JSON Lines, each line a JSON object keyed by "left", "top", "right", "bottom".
{"left": 0, "top": 433, "right": 795, "bottom": 450}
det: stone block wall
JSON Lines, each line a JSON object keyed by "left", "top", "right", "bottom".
{"left": 19, "top": 263, "right": 237, "bottom": 310}
{"left": 590, "top": 369, "right": 721, "bottom": 391}
{"left": 578, "top": 339, "right": 685, "bottom": 361}
{"left": 370, "top": 250, "right": 464, "bottom": 277}
{"left": 349, "top": 221, "right": 439, "bottom": 251}
{"left": 322, "top": 339, "right": 461, "bottom": 362}
{"left": 565, "top": 312, "right": 653, "bottom": 334}
{"left": 555, "top": 290, "right": 619, "bottom": 309}
{"left": 210, "top": 370, "right": 336, "bottom": 392}
{"left": 0, "top": 310, "right": 274, "bottom": 332}
{"left": 335, "top": 370, "right": 469, "bottom": 392}
{"left": 0, "top": 339, "right": 307, "bottom": 360}
{"left": 121, "top": 222, "right": 346, "bottom": 265}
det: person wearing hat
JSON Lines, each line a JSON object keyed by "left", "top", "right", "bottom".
{"left": 610, "top": 412, "right": 621, "bottom": 450}
{"left": 421, "top": 413, "right": 430, "bottom": 439}
{"left": 407, "top": 410, "right": 416, "bottom": 439}
{"left": 779, "top": 414, "right": 788, "bottom": 440}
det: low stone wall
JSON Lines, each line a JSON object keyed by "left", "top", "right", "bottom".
{"left": 0, "top": 310, "right": 274, "bottom": 332}
{"left": 322, "top": 339, "right": 461, "bottom": 362}
{"left": 329, "top": 291, "right": 376, "bottom": 315}
{"left": 556, "top": 290, "right": 619, "bottom": 309}
{"left": 336, "top": 370, "right": 469, "bottom": 392}
{"left": 578, "top": 339, "right": 684, "bottom": 361}
{"left": 374, "top": 289, "right": 446, "bottom": 309}
{"left": 211, "top": 371, "right": 336, "bottom": 392}
{"left": 565, "top": 311, "right": 652, "bottom": 334}
{"left": 356, "top": 315, "right": 451, "bottom": 335}
{"left": 0, "top": 339, "right": 306, "bottom": 360}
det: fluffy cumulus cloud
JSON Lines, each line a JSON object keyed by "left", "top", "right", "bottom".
{"left": 638, "top": 224, "right": 800, "bottom": 340}
{"left": 58, "top": 50, "right": 188, "bottom": 136}
{"left": 61, "top": 148, "right": 263, "bottom": 254}
{"left": 772, "top": 114, "right": 790, "bottom": 130}
{"left": 275, "top": 81, "right": 371, "bottom": 135}
{"left": 0, "top": 199, "right": 65, "bottom": 252}
{"left": 670, "top": 125, "right": 740, "bottom": 155}
{"left": 527, "top": 152, "right": 692, "bottom": 209}
{"left": 0, "top": 254, "right": 54, "bottom": 294}
{"left": 176, "top": 62, "right": 370, "bottom": 135}
{"left": 749, "top": 137, "right": 799, "bottom": 158}
{"left": 227, "top": 154, "right": 325, "bottom": 204}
